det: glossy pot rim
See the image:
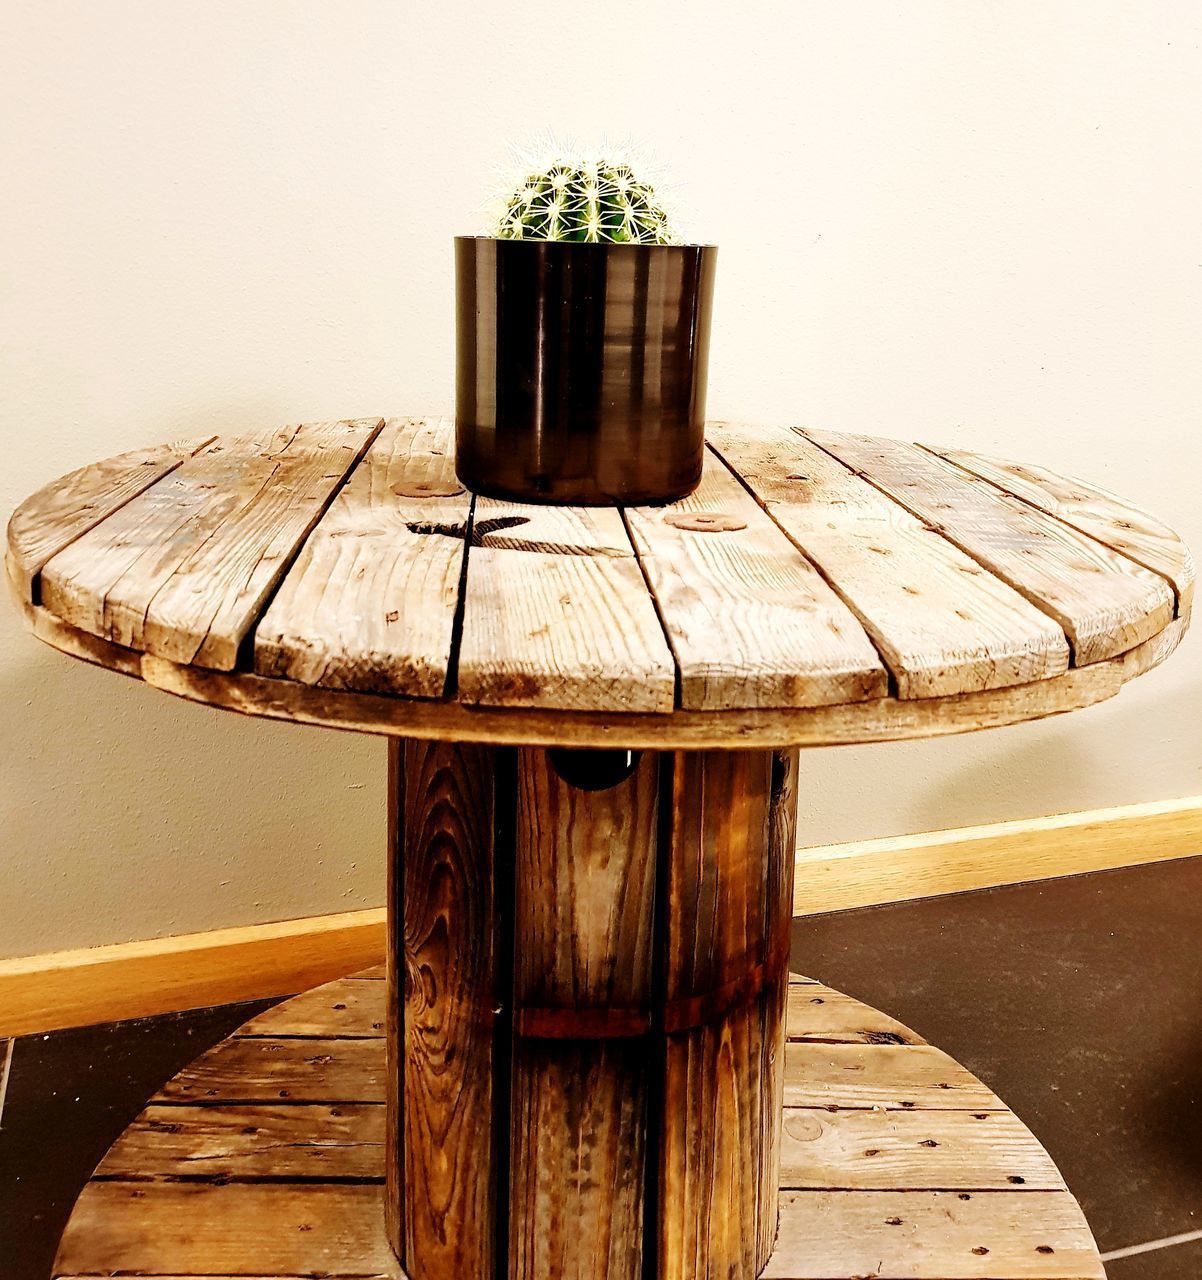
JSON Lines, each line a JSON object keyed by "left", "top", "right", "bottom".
{"left": 455, "top": 234, "right": 718, "bottom": 252}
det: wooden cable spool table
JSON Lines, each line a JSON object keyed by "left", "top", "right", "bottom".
{"left": 7, "top": 417, "right": 1193, "bottom": 1280}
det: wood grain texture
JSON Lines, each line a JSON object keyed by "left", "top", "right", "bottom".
{"left": 514, "top": 748, "right": 659, "bottom": 1014}
{"left": 53, "top": 964, "right": 1103, "bottom": 1280}
{"left": 236, "top": 976, "right": 385, "bottom": 1038}
{"left": 928, "top": 443, "right": 1196, "bottom": 617}
{"left": 132, "top": 614, "right": 1185, "bottom": 748}
{"left": 764, "top": 1190, "right": 1105, "bottom": 1280}
{"left": 784, "top": 1043, "right": 1004, "bottom": 1111}
{"left": 397, "top": 740, "right": 498, "bottom": 1280}
{"left": 708, "top": 421, "right": 1071, "bottom": 698}
{"left": 54, "top": 1183, "right": 398, "bottom": 1277}
{"left": 508, "top": 748, "right": 661, "bottom": 1280}
{"left": 760, "top": 750, "right": 799, "bottom": 1268}
{"left": 40, "top": 419, "right": 381, "bottom": 667}
{"left": 15, "top": 422, "right": 1187, "bottom": 745}
{"left": 156, "top": 1036, "right": 384, "bottom": 1103}
{"left": 778, "top": 1108, "right": 1061, "bottom": 1190}
{"left": 5, "top": 437, "right": 215, "bottom": 599}
{"left": 456, "top": 497, "right": 676, "bottom": 711}
{"left": 786, "top": 980, "right": 924, "bottom": 1045}
{"left": 805, "top": 427, "right": 1174, "bottom": 664}
{"left": 255, "top": 418, "right": 468, "bottom": 696}
{"left": 659, "top": 751, "right": 777, "bottom": 1280}
{"left": 626, "top": 451, "right": 888, "bottom": 710}
{"left": 95, "top": 1103, "right": 385, "bottom": 1179}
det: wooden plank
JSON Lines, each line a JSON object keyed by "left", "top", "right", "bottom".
{"left": 5, "top": 437, "right": 214, "bottom": 600}
{"left": 778, "top": 1108, "right": 1063, "bottom": 1190}
{"left": 660, "top": 750, "right": 774, "bottom": 1280}
{"left": 805, "top": 428, "right": 1174, "bottom": 664}
{"left": 236, "top": 977, "right": 385, "bottom": 1038}
{"left": 136, "top": 613, "right": 1186, "bottom": 749}
{"left": 398, "top": 740, "right": 499, "bottom": 1280}
{"left": 509, "top": 748, "right": 660, "bottom": 1280}
{"left": 155, "top": 1036, "right": 384, "bottom": 1104}
{"left": 514, "top": 748, "right": 659, "bottom": 1016}
{"left": 626, "top": 451, "right": 887, "bottom": 710}
{"left": 0, "top": 909, "right": 386, "bottom": 1040}
{"left": 709, "top": 422, "right": 1071, "bottom": 698}
{"left": 928, "top": 443, "right": 1195, "bottom": 616}
{"left": 41, "top": 419, "right": 382, "bottom": 667}
{"left": 510, "top": 1039, "right": 648, "bottom": 1280}
{"left": 760, "top": 749, "right": 800, "bottom": 1267}
{"left": 784, "top": 1043, "right": 1004, "bottom": 1111}
{"left": 455, "top": 498, "right": 676, "bottom": 712}
{"left": 763, "top": 1190, "right": 1105, "bottom": 1279}
{"left": 385, "top": 740, "right": 402, "bottom": 1255}
{"left": 793, "top": 791, "right": 1202, "bottom": 917}
{"left": 255, "top": 418, "right": 468, "bottom": 697}
{"left": 95, "top": 1103, "right": 384, "bottom": 1179}
{"left": 786, "top": 981, "right": 925, "bottom": 1045}
{"left": 53, "top": 1182, "right": 397, "bottom": 1277}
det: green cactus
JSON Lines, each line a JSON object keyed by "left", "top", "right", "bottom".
{"left": 497, "top": 158, "right": 676, "bottom": 244}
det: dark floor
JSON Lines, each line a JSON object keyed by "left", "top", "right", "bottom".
{"left": 793, "top": 854, "right": 1202, "bottom": 1277}
{"left": 3, "top": 856, "right": 1202, "bottom": 1279}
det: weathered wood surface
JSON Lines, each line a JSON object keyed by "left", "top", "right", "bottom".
{"left": 457, "top": 497, "right": 676, "bottom": 711}
{"left": 156, "top": 1035, "right": 386, "bottom": 1103}
{"left": 54, "top": 1182, "right": 398, "bottom": 1277}
{"left": 95, "top": 1103, "right": 385, "bottom": 1178}
{"left": 708, "top": 422, "right": 1073, "bottom": 699}
{"left": 786, "top": 979, "right": 924, "bottom": 1044}
{"left": 236, "top": 976, "right": 385, "bottom": 1037}
{"left": 395, "top": 740, "right": 499, "bottom": 1279}
{"left": 760, "top": 750, "right": 799, "bottom": 1259}
{"left": 805, "top": 427, "right": 1174, "bottom": 664}
{"left": 40, "top": 420, "right": 381, "bottom": 668}
{"left": 55, "top": 964, "right": 1103, "bottom": 1280}
{"left": 13, "top": 419, "right": 1188, "bottom": 748}
{"left": 626, "top": 451, "right": 888, "bottom": 709}
{"left": 509, "top": 748, "right": 659, "bottom": 1280}
{"left": 783, "top": 1042, "right": 1003, "bottom": 1110}
{"left": 766, "top": 1190, "right": 1104, "bottom": 1279}
{"left": 659, "top": 750, "right": 784, "bottom": 1280}
{"left": 777, "top": 1108, "right": 1062, "bottom": 1190}
{"left": 5, "top": 437, "right": 216, "bottom": 598}
{"left": 230, "top": 971, "right": 925, "bottom": 1047}
{"left": 131, "top": 613, "right": 1185, "bottom": 748}
{"left": 255, "top": 418, "right": 468, "bottom": 697}
{"left": 928, "top": 442, "right": 1196, "bottom": 616}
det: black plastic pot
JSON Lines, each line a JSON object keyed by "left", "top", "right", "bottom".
{"left": 455, "top": 236, "right": 717, "bottom": 505}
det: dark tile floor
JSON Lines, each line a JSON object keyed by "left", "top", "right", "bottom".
{"left": 793, "top": 853, "right": 1202, "bottom": 1276}
{"left": 3, "top": 855, "right": 1201, "bottom": 1278}
{"left": 0, "top": 998, "right": 280, "bottom": 1280}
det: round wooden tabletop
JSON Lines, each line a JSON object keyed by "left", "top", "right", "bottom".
{"left": 7, "top": 417, "right": 1192, "bottom": 748}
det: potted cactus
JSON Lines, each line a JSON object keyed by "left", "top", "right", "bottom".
{"left": 455, "top": 157, "right": 717, "bottom": 505}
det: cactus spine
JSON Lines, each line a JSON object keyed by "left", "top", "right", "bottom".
{"left": 497, "top": 158, "right": 676, "bottom": 244}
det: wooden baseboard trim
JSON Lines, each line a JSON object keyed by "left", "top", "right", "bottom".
{"left": 3, "top": 795, "right": 1199, "bottom": 1036}
{"left": 0, "top": 908, "right": 386, "bottom": 1038}
{"left": 793, "top": 793, "right": 1202, "bottom": 917}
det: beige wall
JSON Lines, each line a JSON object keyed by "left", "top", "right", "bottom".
{"left": 2, "top": 1, "right": 1199, "bottom": 959}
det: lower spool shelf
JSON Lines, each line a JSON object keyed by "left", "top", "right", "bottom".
{"left": 52, "top": 967, "right": 1104, "bottom": 1280}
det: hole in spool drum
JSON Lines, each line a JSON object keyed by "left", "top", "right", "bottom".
{"left": 547, "top": 748, "right": 644, "bottom": 792}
